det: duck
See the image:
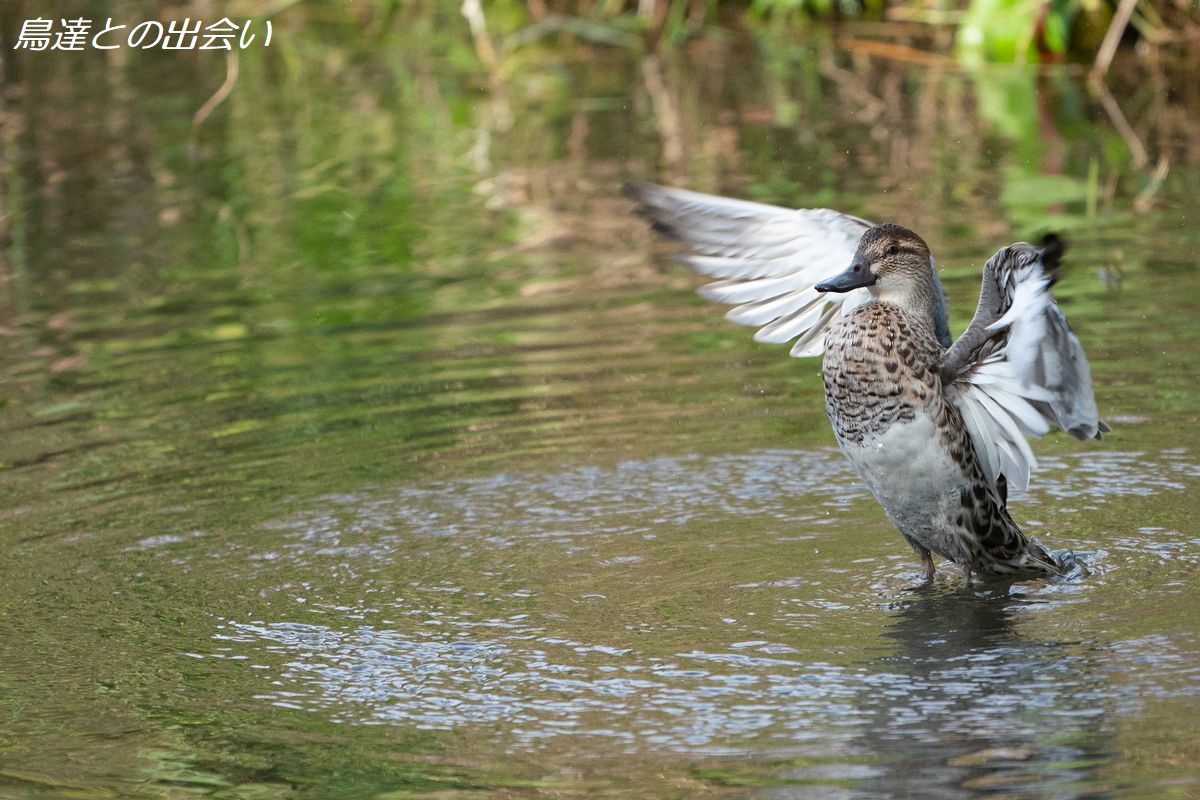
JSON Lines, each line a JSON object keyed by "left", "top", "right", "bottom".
{"left": 627, "top": 182, "right": 1108, "bottom": 580}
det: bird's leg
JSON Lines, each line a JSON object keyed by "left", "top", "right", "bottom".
{"left": 920, "top": 552, "right": 936, "bottom": 583}
{"left": 903, "top": 535, "right": 936, "bottom": 583}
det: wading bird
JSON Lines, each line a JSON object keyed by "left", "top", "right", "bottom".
{"left": 628, "top": 183, "right": 1108, "bottom": 581}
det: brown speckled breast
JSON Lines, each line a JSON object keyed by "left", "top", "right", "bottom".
{"left": 821, "top": 302, "right": 944, "bottom": 446}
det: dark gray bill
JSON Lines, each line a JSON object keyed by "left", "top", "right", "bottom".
{"left": 815, "top": 259, "right": 876, "bottom": 293}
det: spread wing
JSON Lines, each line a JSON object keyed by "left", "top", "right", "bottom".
{"left": 943, "top": 238, "right": 1108, "bottom": 492}
{"left": 626, "top": 182, "right": 873, "bottom": 357}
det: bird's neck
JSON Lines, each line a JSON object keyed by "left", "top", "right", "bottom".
{"left": 870, "top": 277, "right": 941, "bottom": 329}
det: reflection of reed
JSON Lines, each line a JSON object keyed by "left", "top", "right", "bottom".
{"left": 640, "top": 54, "right": 684, "bottom": 174}
{"left": 191, "top": 51, "right": 239, "bottom": 141}
{"left": 1091, "top": 76, "right": 1148, "bottom": 169}
{"left": 461, "top": 0, "right": 500, "bottom": 77}
{"left": 1091, "top": 0, "right": 1140, "bottom": 79}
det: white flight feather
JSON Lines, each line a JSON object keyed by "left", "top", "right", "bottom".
{"left": 629, "top": 183, "right": 871, "bottom": 358}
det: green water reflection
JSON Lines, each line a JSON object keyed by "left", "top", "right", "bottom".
{"left": 1, "top": 5, "right": 1199, "bottom": 799}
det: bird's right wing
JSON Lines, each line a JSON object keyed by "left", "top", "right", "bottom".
{"left": 627, "top": 182, "right": 873, "bottom": 357}
{"left": 944, "top": 239, "right": 1108, "bottom": 492}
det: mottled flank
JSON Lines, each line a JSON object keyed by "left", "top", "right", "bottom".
{"left": 630, "top": 184, "right": 1108, "bottom": 580}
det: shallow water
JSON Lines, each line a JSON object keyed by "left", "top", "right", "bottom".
{"left": 2, "top": 7, "right": 1200, "bottom": 800}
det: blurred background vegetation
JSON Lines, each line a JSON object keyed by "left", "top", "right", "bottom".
{"left": 450, "top": 0, "right": 1198, "bottom": 64}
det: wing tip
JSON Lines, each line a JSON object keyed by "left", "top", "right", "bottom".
{"left": 626, "top": 182, "right": 686, "bottom": 242}
{"left": 647, "top": 218, "right": 680, "bottom": 240}
{"left": 1038, "top": 233, "right": 1066, "bottom": 279}
{"left": 622, "top": 180, "right": 657, "bottom": 203}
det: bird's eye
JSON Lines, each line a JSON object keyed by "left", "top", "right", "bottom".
{"left": 887, "top": 244, "right": 899, "bottom": 255}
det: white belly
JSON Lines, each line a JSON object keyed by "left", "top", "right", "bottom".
{"left": 839, "top": 413, "right": 967, "bottom": 557}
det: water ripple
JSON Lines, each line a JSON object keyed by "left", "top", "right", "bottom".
{"left": 252, "top": 446, "right": 1200, "bottom": 563}
{"left": 215, "top": 612, "right": 1198, "bottom": 757}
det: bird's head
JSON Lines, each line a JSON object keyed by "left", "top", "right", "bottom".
{"left": 815, "top": 224, "right": 933, "bottom": 296}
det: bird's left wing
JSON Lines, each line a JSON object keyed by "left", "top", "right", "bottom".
{"left": 627, "top": 182, "right": 873, "bottom": 357}
{"left": 943, "top": 238, "right": 1108, "bottom": 492}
